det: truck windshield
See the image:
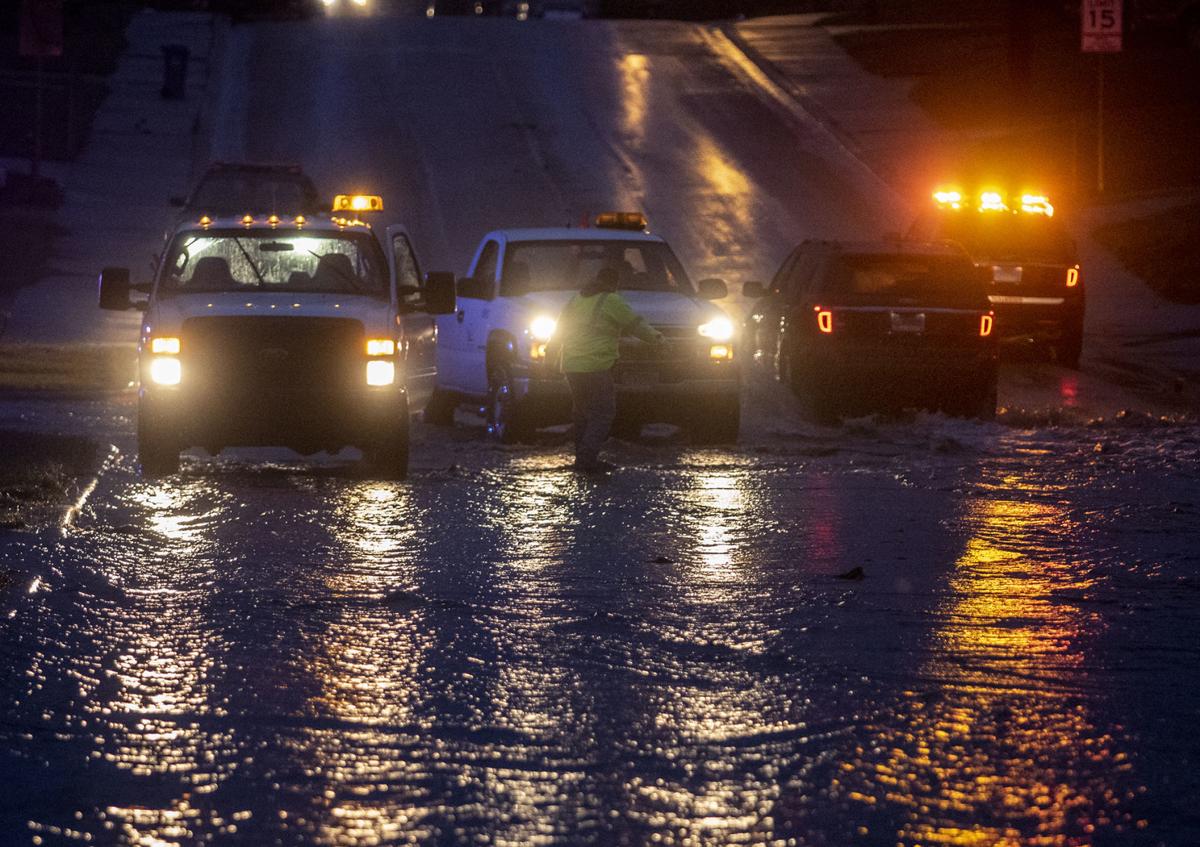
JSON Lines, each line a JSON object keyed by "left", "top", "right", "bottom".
{"left": 829, "top": 254, "right": 987, "bottom": 309}
{"left": 501, "top": 240, "right": 694, "bottom": 296}
{"left": 159, "top": 231, "right": 388, "bottom": 297}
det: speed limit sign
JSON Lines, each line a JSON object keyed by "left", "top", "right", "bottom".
{"left": 1082, "top": 0, "right": 1123, "bottom": 52}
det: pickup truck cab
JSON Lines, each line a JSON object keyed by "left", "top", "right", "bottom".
{"left": 427, "top": 213, "right": 741, "bottom": 443}
{"left": 99, "top": 196, "right": 455, "bottom": 478}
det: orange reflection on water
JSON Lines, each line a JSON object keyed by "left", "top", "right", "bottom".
{"left": 290, "top": 483, "right": 435, "bottom": 845}
{"left": 618, "top": 53, "right": 649, "bottom": 147}
{"left": 830, "top": 491, "right": 1142, "bottom": 845}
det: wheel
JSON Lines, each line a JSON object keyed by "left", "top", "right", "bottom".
{"left": 801, "top": 385, "right": 841, "bottom": 426}
{"left": 365, "top": 400, "right": 410, "bottom": 480}
{"left": 486, "top": 359, "right": 533, "bottom": 444}
{"left": 949, "top": 380, "right": 997, "bottom": 421}
{"left": 423, "top": 387, "right": 458, "bottom": 426}
{"left": 778, "top": 338, "right": 803, "bottom": 395}
{"left": 137, "top": 405, "right": 179, "bottom": 476}
{"left": 1056, "top": 329, "right": 1083, "bottom": 370}
{"left": 689, "top": 395, "right": 740, "bottom": 444}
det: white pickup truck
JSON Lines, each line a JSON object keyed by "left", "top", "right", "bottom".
{"left": 98, "top": 196, "right": 456, "bottom": 478}
{"left": 426, "top": 214, "right": 741, "bottom": 443}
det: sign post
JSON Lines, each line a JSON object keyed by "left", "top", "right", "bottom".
{"left": 19, "top": 0, "right": 64, "bottom": 178}
{"left": 1082, "top": 0, "right": 1123, "bottom": 195}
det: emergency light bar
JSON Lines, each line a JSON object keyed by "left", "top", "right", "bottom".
{"left": 594, "top": 211, "right": 648, "bottom": 231}
{"left": 333, "top": 194, "right": 384, "bottom": 213}
{"left": 932, "top": 187, "right": 1054, "bottom": 217}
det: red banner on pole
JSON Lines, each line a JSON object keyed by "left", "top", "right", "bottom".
{"left": 19, "top": 0, "right": 64, "bottom": 59}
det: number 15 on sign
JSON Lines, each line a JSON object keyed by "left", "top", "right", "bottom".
{"left": 1082, "top": 0, "right": 1122, "bottom": 52}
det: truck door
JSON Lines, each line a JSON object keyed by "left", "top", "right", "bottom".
{"left": 437, "top": 239, "right": 499, "bottom": 396}
{"left": 387, "top": 226, "right": 437, "bottom": 410}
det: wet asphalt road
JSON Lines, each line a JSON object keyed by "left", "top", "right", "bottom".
{"left": 4, "top": 8, "right": 1200, "bottom": 847}
{"left": 3, "top": 390, "right": 1200, "bottom": 845}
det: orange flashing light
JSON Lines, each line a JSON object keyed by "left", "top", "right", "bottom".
{"left": 267, "top": 214, "right": 281, "bottom": 227}
{"left": 240, "top": 214, "right": 254, "bottom": 226}
{"left": 198, "top": 215, "right": 212, "bottom": 228}
{"left": 332, "top": 194, "right": 384, "bottom": 213}
{"left": 980, "top": 313, "right": 994, "bottom": 338}
{"left": 1066, "top": 266, "right": 1080, "bottom": 287}
{"left": 978, "top": 191, "right": 1008, "bottom": 212}
{"left": 294, "top": 215, "right": 306, "bottom": 227}
{"left": 1020, "top": 193, "right": 1054, "bottom": 216}
{"left": 933, "top": 189, "right": 963, "bottom": 209}
{"left": 594, "top": 211, "right": 648, "bottom": 231}
{"left": 816, "top": 308, "right": 834, "bottom": 334}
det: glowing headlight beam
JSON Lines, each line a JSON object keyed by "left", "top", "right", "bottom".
{"left": 149, "top": 357, "right": 181, "bottom": 386}
{"left": 366, "top": 360, "right": 395, "bottom": 386}
{"left": 529, "top": 315, "right": 557, "bottom": 342}
{"left": 698, "top": 317, "right": 734, "bottom": 342}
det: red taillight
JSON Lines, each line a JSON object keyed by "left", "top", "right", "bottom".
{"left": 980, "top": 313, "right": 994, "bottom": 337}
{"left": 816, "top": 308, "right": 833, "bottom": 334}
{"left": 1066, "top": 266, "right": 1080, "bottom": 287}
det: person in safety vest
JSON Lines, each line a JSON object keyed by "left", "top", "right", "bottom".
{"left": 549, "top": 266, "right": 664, "bottom": 473}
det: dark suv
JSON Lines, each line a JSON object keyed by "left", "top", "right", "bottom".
{"left": 908, "top": 190, "right": 1084, "bottom": 367}
{"left": 745, "top": 240, "right": 998, "bottom": 421}
{"left": 171, "top": 162, "right": 323, "bottom": 217}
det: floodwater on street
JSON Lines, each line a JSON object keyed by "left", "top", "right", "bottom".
{"left": 2, "top": 387, "right": 1198, "bottom": 845}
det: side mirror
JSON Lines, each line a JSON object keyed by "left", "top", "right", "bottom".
{"left": 422, "top": 271, "right": 457, "bottom": 315}
{"left": 743, "top": 280, "right": 767, "bottom": 299}
{"left": 697, "top": 277, "right": 727, "bottom": 300}
{"left": 98, "top": 267, "right": 132, "bottom": 310}
{"left": 168, "top": 195, "right": 186, "bottom": 208}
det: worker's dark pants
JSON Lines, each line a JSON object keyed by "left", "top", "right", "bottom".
{"left": 566, "top": 369, "right": 616, "bottom": 468}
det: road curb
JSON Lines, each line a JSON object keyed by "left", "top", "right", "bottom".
{"left": 703, "top": 23, "right": 908, "bottom": 218}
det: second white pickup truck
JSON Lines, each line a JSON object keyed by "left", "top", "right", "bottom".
{"left": 426, "top": 213, "right": 741, "bottom": 443}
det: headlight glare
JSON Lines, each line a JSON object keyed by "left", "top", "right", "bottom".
{"left": 529, "top": 315, "right": 557, "bottom": 342}
{"left": 366, "top": 338, "right": 396, "bottom": 356}
{"left": 149, "top": 357, "right": 181, "bottom": 386}
{"left": 698, "top": 317, "right": 733, "bottom": 342}
{"left": 366, "top": 360, "right": 395, "bottom": 386}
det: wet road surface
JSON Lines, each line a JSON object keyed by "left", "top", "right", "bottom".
{"left": 4, "top": 8, "right": 1200, "bottom": 846}
{"left": 2, "top": 387, "right": 1199, "bottom": 845}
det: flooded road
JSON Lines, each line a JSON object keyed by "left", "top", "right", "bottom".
{"left": 2, "top": 385, "right": 1198, "bottom": 845}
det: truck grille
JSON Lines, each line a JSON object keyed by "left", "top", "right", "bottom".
{"left": 180, "top": 316, "right": 364, "bottom": 397}
{"left": 617, "top": 324, "right": 727, "bottom": 383}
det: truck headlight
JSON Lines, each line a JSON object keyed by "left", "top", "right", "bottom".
{"left": 366, "top": 360, "right": 395, "bottom": 386}
{"left": 149, "top": 357, "right": 182, "bottom": 385}
{"left": 529, "top": 315, "right": 557, "bottom": 342}
{"left": 150, "top": 336, "right": 181, "bottom": 355}
{"left": 698, "top": 317, "right": 733, "bottom": 342}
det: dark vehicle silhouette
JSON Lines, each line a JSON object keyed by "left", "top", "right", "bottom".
{"left": 745, "top": 240, "right": 998, "bottom": 422}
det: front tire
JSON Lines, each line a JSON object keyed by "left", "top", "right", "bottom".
{"left": 689, "top": 395, "right": 740, "bottom": 444}
{"left": 365, "top": 399, "right": 410, "bottom": 480}
{"left": 1056, "top": 328, "right": 1083, "bottom": 370}
{"left": 486, "top": 361, "right": 533, "bottom": 444}
{"left": 137, "top": 405, "right": 179, "bottom": 476}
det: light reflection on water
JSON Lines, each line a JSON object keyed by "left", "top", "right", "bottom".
{"left": 6, "top": 428, "right": 1186, "bottom": 844}
{"left": 86, "top": 478, "right": 228, "bottom": 844}
{"left": 823, "top": 473, "right": 1142, "bottom": 846}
